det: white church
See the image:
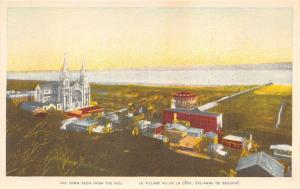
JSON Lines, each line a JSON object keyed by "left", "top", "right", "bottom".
{"left": 34, "top": 55, "right": 91, "bottom": 111}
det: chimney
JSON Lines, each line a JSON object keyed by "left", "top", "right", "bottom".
{"left": 173, "top": 113, "right": 178, "bottom": 122}
{"left": 171, "top": 98, "right": 176, "bottom": 109}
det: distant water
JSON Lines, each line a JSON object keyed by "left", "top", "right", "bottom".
{"left": 7, "top": 69, "right": 292, "bottom": 86}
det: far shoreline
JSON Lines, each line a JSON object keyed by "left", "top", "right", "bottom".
{"left": 6, "top": 79, "right": 292, "bottom": 89}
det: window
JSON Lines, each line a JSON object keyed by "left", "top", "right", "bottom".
{"left": 44, "top": 89, "right": 52, "bottom": 94}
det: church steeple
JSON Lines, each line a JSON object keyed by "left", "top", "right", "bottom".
{"left": 62, "top": 53, "right": 68, "bottom": 73}
{"left": 79, "top": 56, "right": 88, "bottom": 85}
{"left": 81, "top": 56, "right": 87, "bottom": 72}
{"left": 61, "top": 53, "right": 69, "bottom": 87}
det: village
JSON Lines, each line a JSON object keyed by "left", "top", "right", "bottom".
{"left": 6, "top": 59, "right": 292, "bottom": 177}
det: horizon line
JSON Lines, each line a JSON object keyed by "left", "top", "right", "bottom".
{"left": 7, "top": 61, "right": 292, "bottom": 73}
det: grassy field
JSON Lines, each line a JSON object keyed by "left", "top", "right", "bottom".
{"left": 211, "top": 85, "right": 292, "bottom": 150}
{"left": 6, "top": 80, "right": 292, "bottom": 176}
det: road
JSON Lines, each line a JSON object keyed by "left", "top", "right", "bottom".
{"left": 275, "top": 103, "right": 285, "bottom": 128}
{"left": 198, "top": 82, "right": 273, "bottom": 111}
{"left": 106, "top": 108, "right": 127, "bottom": 115}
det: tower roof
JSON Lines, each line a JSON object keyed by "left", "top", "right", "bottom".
{"left": 173, "top": 91, "right": 196, "bottom": 98}
{"left": 62, "top": 53, "right": 68, "bottom": 72}
{"left": 81, "top": 56, "right": 87, "bottom": 72}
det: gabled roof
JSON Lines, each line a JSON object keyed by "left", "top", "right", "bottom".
{"left": 270, "top": 144, "right": 292, "bottom": 152}
{"left": 223, "top": 135, "right": 244, "bottom": 143}
{"left": 61, "top": 117, "right": 79, "bottom": 126}
{"left": 186, "top": 127, "right": 204, "bottom": 134}
{"left": 148, "top": 123, "right": 164, "bottom": 129}
{"left": 80, "top": 106, "right": 103, "bottom": 114}
{"left": 7, "top": 93, "right": 32, "bottom": 98}
{"left": 165, "top": 108, "right": 221, "bottom": 117}
{"left": 166, "top": 122, "right": 188, "bottom": 132}
{"left": 21, "top": 102, "right": 43, "bottom": 112}
{"left": 205, "top": 132, "right": 218, "bottom": 138}
{"left": 72, "top": 119, "right": 98, "bottom": 127}
{"left": 236, "top": 151, "right": 284, "bottom": 177}
{"left": 38, "top": 82, "right": 59, "bottom": 90}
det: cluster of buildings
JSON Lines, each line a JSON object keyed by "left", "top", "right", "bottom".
{"left": 7, "top": 58, "right": 292, "bottom": 177}
{"left": 133, "top": 91, "right": 233, "bottom": 157}
{"left": 8, "top": 55, "right": 91, "bottom": 115}
{"left": 35, "top": 55, "right": 91, "bottom": 111}
{"left": 132, "top": 91, "right": 292, "bottom": 177}
{"left": 6, "top": 90, "right": 35, "bottom": 106}
{"left": 7, "top": 56, "right": 112, "bottom": 134}
{"left": 60, "top": 116, "right": 113, "bottom": 134}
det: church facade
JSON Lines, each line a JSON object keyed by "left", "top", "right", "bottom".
{"left": 34, "top": 55, "right": 90, "bottom": 111}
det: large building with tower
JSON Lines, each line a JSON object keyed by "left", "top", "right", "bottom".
{"left": 34, "top": 55, "right": 90, "bottom": 111}
{"left": 163, "top": 91, "right": 223, "bottom": 142}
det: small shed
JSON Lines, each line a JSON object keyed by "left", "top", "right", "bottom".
{"left": 165, "top": 122, "right": 189, "bottom": 132}
{"left": 142, "top": 123, "right": 164, "bottom": 137}
{"left": 66, "top": 119, "right": 98, "bottom": 134}
{"left": 204, "top": 132, "right": 218, "bottom": 144}
{"left": 270, "top": 144, "right": 292, "bottom": 157}
{"left": 222, "top": 135, "right": 244, "bottom": 149}
{"left": 105, "top": 113, "right": 120, "bottom": 124}
{"left": 66, "top": 105, "right": 104, "bottom": 118}
{"left": 178, "top": 135, "right": 200, "bottom": 152}
{"left": 60, "top": 117, "right": 79, "bottom": 130}
{"left": 137, "top": 120, "right": 151, "bottom": 130}
{"left": 186, "top": 127, "right": 204, "bottom": 138}
{"left": 21, "top": 102, "right": 47, "bottom": 117}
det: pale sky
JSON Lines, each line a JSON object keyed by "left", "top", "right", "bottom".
{"left": 7, "top": 8, "right": 293, "bottom": 71}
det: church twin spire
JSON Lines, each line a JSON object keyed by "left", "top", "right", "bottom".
{"left": 63, "top": 53, "right": 68, "bottom": 73}
{"left": 63, "top": 53, "right": 86, "bottom": 73}
{"left": 61, "top": 53, "right": 88, "bottom": 86}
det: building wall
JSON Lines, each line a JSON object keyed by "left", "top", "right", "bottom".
{"left": 237, "top": 165, "right": 276, "bottom": 177}
{"left": 222, "top": 139, "right": 243, "bottom": 149}
{"left": 9, "top": 95, "right": 33, "bottom": 106}
{"left": 34, "top": 58, "right": 91, "bottom": 112}
{"left": 174, "top": 96, "right": 197, "bottom": 109}
{"left": 165, "top": 130, "right": 187, "bottom": 144}
{"left": 154, "top": 125, "right": 164, "bottom": 134}
{"left": 163, "top": 110, "right": 219, "bottom": 132}
{"left": 67, "top": 123, "right": 96, "bottom": 133}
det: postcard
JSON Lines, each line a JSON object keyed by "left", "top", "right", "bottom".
{"left": 0, "top": 0, "right": 300, "bottom": 189}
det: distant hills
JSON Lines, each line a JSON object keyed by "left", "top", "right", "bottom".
{"left": 149, "top": 62, "right": 293, "bottom": 71}
{"left": 7, "top": 62, "right": 292, "bottom": 73}
{"left": 204, "top": 62, "right": 292, "bottom": 70}
{"left": 108, "top": 62, "right": 293, "bottom": 72}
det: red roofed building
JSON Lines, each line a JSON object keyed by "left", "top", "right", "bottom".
{"left": 163, "top": 108, "right": 222, "bottom": 133}
{"left": 66, "top": 105, "right": 104, "bottom": 118}
{"left": 164, "top": 91, "right": 223, "bottom": 143}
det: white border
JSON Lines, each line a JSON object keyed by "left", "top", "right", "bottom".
{"left": 0, "top": 1, "right": 299, "bottom": 189}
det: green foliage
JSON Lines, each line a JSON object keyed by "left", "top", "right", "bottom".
{"left": 211, "top": 92, "right": 292, "bottom": 149}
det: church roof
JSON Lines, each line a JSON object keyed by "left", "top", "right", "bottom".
{"left": 39, "top": 82, "right": 59, "bottom": 90}
{"left": 164, "top": 108, "right": 221, "bottom": 117}
{"left": 21, "top": 102, "right": 43, "bottom": 112}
